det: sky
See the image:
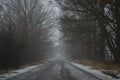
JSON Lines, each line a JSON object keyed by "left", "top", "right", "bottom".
{"left": 41, "top": 0, "right": 66, "bottom": 58}
{"left": 42, "top": 0, "right": 62, "bottom": 47}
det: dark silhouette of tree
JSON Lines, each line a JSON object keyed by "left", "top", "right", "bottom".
{"left": 0, "top": 0, "right": 53, "bottom": 69}
{"left": 56, "top": 0, "right": 120, "bottom": 63}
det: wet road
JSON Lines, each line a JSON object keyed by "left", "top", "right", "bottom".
{"left": 9, "top": 60, "right": 101, "bottom": 80}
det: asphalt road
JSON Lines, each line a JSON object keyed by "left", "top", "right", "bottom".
{"left": 9, "top": 59, "right": 101, "bottom": 80}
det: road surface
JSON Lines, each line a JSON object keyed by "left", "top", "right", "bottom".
{"left": 9, "top": 59, "right": 101, "bottom": 80}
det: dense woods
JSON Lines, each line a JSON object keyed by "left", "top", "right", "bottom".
{"left": 0, "top": 0, "right": 53, "bottom": 69}
{"left": 0, "top": 0, "right": 120, "bottom": 71}
{"left": 55, "top": 0, "right": 120, "bottom": 63}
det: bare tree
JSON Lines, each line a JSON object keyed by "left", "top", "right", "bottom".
{"left": 0, "top": 0, "right": 53, "bottom": 68}
{"left": 56, "top": 0, "right": 120, "bottom": 63}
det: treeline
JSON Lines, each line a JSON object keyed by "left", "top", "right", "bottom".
{"left": 56, "top": 0, "right": 120, "bottom": 63}
{"left": 0, "top": 0, "right": 53, "bottom": 69}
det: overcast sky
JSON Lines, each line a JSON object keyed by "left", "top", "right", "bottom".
{"left": 42, "top": 0, "right": 62, "bottom": 47}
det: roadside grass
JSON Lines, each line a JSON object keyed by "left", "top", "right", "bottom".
{"left": 68, "top": 58, "right": 120, "bottom": 78}
{"left": 0, "top": 59, "right": 46, "bottom": 74}
{"left": 0, "top": 68, "right": 15, "bottom": 74}
{"left": 73, "top": 59, "right": 120, "bottom": 70}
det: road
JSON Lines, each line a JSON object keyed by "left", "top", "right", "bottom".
{"left": 9, "top": 59, "right": 101, "bottom": 80}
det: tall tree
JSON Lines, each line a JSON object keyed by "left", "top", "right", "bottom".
{"left": 0, "top": 0, "right": 52, "bottom": 68}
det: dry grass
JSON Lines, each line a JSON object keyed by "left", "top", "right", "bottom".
{"left": 0, "top": 60, "right": 45, "bottom": 74}
{"left": 0, "top": 69, "right": 8, "bottom": 74}
{"left": 0, "top": 68, "right": 15, "bottom": 74}
{"left": 73, "top": 59, "right": 120, "bottom": 71}
{"left": 71, "top": 59, "right": 120, "bottom": 78}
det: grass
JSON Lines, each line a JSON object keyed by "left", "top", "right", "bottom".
{"left": 0, "top": 59, "right": 46, "bottom": 74}
{"left": 71, "top": 59, "right": 120, "bottom": 70}
{"left": 70, "top": 59, "right": 120, "bottom": 78}
{"left": 0, "top": 68, "right": 15, "bottom": 74}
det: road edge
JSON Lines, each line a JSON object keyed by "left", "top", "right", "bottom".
{"left": 67, "top": 61, "right": 117, "bottom": 80}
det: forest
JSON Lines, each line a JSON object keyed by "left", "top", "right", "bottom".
{"left": 0, "top": 0, "right": 54, "bottom": 69}
{"left": 0, "top": 0, "right": 120, "bottom": 75}
{"left": 55, "top": 0, "right": 120, "bottom": 64}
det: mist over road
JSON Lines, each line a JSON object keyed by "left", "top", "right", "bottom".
{"left": 9, "top": 59, "right": 101, "bottom": 80}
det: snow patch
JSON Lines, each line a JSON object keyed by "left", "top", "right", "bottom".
{"left": 0, "top": 65, "right": 39, "bottom": 80}
{"left": 71, "top": 62, "right": 120, "bottom": 80}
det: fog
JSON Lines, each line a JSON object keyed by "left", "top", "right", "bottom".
{"left": 41, "top": 0, "right": 66, "bottom": 59}
{"left": 0, "top": 1, "right": 120, "bottom": 79}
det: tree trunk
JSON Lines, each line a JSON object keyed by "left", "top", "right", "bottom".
{"left": 114, "top": 0, "right": 120, "bottom": 63}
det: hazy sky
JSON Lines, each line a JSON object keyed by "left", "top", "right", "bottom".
{"left": 42, "top": 0, "right": 62, "bottom": 47}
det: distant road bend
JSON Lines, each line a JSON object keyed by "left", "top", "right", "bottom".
{"left": 9, "top": 59, "right": 101, "bottom": 80}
